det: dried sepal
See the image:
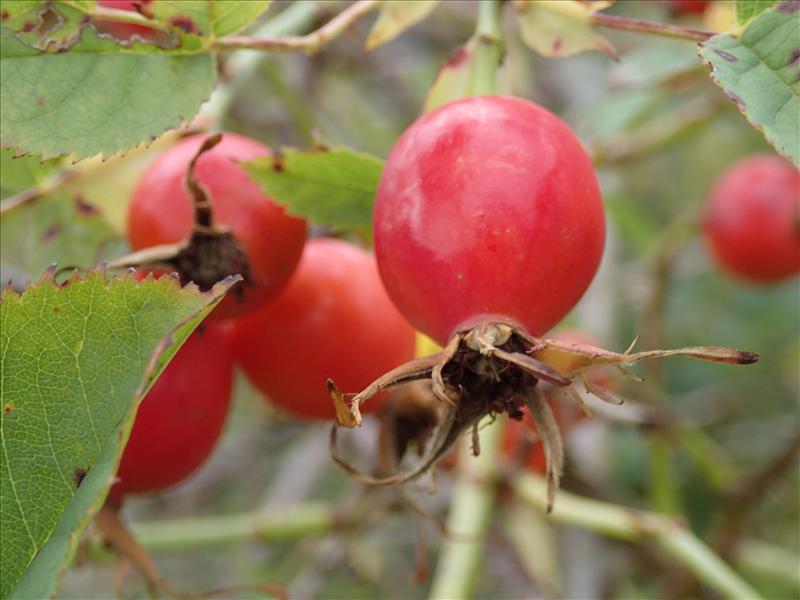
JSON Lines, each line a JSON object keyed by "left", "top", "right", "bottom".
{"left": 333, "top": 352, "right": 448, "bottom": 428}
{"left": 524, "top": 388, "right": 563, "bottom": 513}
{"left": 328, "top": 320, "right": 758, "bottom": 511}
{"left": 581, "top": 373, "right": 624, "bottom": 405}
{"left": 328, "top": 379, "right": 359, "bottom": 429}
{"left": 530, "top": 337, "right": 758, "bottom": 374}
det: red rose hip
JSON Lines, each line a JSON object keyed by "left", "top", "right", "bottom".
{"left": 374, "top": 96, "right": 605, "bottom": 345}
{"left": 232, "top": 238, "right": 416, "bottom": 420}
{"left": 128, "top": 133, "right": 307, "bottom": 319}
{"left": 703, "top": 155, "right": 800, "bottom": 283}
{"left": 110, "top": 323, "right": 233, "bottom": 498}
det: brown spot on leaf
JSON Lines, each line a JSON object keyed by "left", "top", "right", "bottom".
{"left": 21, "top": 20, "right": 37, "bottom": 32}
{"left": 713, "top": 48, "right": 737, "bottom": 62}
{"left": 788, "top": 48, "right": 800, "bottom": 65}
{"left": 552, "top": 36, "right": 563, "bottom": 54}
{"left": 74, "top": 195, "right": 100, "bottom": 216}
{"left": 169, "top": 16, "right": 199, "bottom": 34}
{"left": 3, "top": 403, "right": 13, "bottom": 413}
{"left": 778, "top": 0, "right": 800, "bottom": 13}
{"left": 41, "top": 223, "right": 61, "bottom": 242}
{"left": 271, "top": 157, "right": 285, "bottom": 173}
{"left": 53, "top": 306, "right": 60, "bottom": 313}
{"left": 73, "top": 467, "right": 88, "bottom": 488}
{"left": 36, "top": 95, "right": 46, "bottom": 107}
{"left": 1, "top": 10, "right": 10, "bottom": 20}
{"left": 724, "top": 90, "right": 747, "bottom": 107}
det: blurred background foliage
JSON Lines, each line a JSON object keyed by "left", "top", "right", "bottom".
{"left": 1, "top": 1, "right": 797, "bottom": 598}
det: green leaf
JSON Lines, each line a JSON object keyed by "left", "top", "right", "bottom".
{"left": 8, "top": 409, "right": 131, "bottom": 600}
{"left": 209, "top": 0, "right": 272, "bottom": 36}
{"left": 365, "top": 0, "right": 439, "bottom": 50}
{"left": 513, "top": 0, "right": 617, "bottom": 60}
{"left": 0, "top": 193, "right": 126, "bottom": 287}
{"left": 242, "top": 147, "right": 384, "bottom": 232}
{"left": 0, "top": 271, "right": 237, "bottom": 598}
{"left": 736, "top": 0, "right": 778, "bottom": 26}
{"left": 132, "top": 0, "right": 270, "bottom": 37}
{"left": 0, "top": 149, "right": 62, "bottom": 199}
{"left": 698, "top": 3, "right": 800, "bottom": 166}
{"left": 0, "top": 27, "right": 215, "bottom": 160}
{"left": 2, "top": 1, "right": 98, "bottom": 51}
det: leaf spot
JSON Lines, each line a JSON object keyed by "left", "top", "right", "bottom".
{"left": 713, "top": 48, "right": 738, "bottom": 62}
{"left": 74, "top": 195, "right": 100, "bottom": 216}
{"left": 41, "top": 223, "right": 61, "bottom": 242}
{"left": 73, "top": 467, "right": 88, "bottom": 488}
{"left": 169, "top": 16, "right": 199, "bottom": 34}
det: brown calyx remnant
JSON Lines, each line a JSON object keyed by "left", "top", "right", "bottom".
{"left": 105, "top": 134, "right": 251, "bottom": 296}
{"left": 330, "top": 321, "right": 759, "bottom": 511}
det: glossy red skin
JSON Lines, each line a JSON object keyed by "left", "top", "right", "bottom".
{"left": 669, "top": 0, "right": 710, "bottom": 15}
{"left": 128, "top": 133, "right": 307, "bottom": 319}
{"left": 110, "top": 324, "right": 234, "bottom": 498}
{"left": 374, "top": 96, "right": 605, "bottom": 345}
{"left": 95, "top": 0, "right": 161, "bottom": 41}
{"left": 232, "top": 239, "right": 416, "bottom": 420}
{"left": 703, "top": 155, "right": 800, "bottom": 283}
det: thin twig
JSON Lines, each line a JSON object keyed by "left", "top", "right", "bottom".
{"left": 714, "top": 430, "right": 800, "bottom": 555}
{"left": 213, "top": 0, "right": 380, "bottom": 54}
{"left": 672, "top": 430, "right": 800, "bottom": 597}
{"left": 592, "top": 13, "right": 716, "bottom": 42}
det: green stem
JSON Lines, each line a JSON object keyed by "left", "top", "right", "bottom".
{"left": 649, "top": 434, "right": 682, "bottom": 515}
{"left": 737, "top": 540, "right": 800, "bottom": 588}
{"left": 428, "top": 419, "right": 503, "bottom": 600}
{"left": 90, "top": 503, "right": 338, "bottom": 556}
{"left": 468, "top": 0, "right": 505, "bottom": 97}
{"left": 512, "top": 474, "right": 763, "bottom": 600}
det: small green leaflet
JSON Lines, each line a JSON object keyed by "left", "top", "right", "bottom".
{"left": 514, "top": 0, "right": 617, "bottom": 60}
{"left": 365, "top": 1, "right": 440, "bottom": 50}
{"left": 0, "top": 271, "right": 238, "bottom": 598}
{"left": 242, "top": 147, "right": 385, "bottom": 233}
{"left": 698, "top": 2, "right": 800, "bottom": 166}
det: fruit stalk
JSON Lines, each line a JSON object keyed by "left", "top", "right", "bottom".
{"left": 469, "top": 0, "right": 505, "bottom": 96}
